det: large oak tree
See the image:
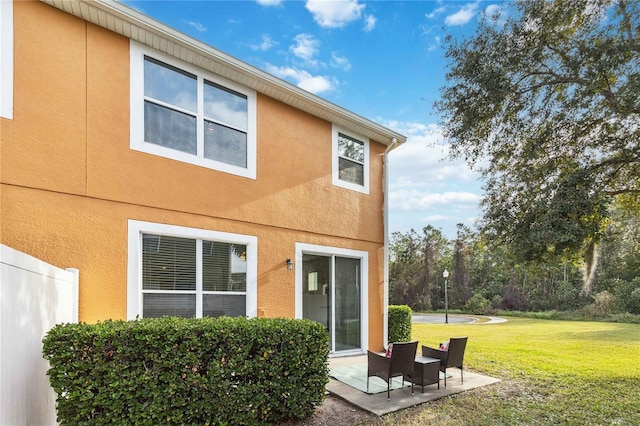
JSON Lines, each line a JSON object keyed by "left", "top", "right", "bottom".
{"left": 436, "top": 0, "right": 640, "bottom": 290}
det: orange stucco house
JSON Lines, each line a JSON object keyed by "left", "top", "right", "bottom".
{"left": 0, "top": 0, "right": 406, "bottom": 355}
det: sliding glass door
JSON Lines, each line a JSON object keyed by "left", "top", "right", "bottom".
{"left": 301, "top": 252, "right": 362, "bottom": 353}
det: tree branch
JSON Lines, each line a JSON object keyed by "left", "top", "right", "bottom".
{"left": 513, "top": 72, "right": 585, "bottom": 95}
{"left": 618, "top": 0, "right": 640, "bottom": 54}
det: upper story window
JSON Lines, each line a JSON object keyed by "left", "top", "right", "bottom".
{"left": 332, "top": 125, "right": 370, "bottom": 194}
{"left": 131, "top": 42, "right": 257, "bottom": 179}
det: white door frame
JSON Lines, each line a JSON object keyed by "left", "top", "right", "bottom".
{"left": 294, "top": 243, "right": 368, "bottom": 355}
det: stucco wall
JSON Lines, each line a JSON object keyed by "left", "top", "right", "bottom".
{"left": 0, "top": 1, "right": 386, "bottom": 349}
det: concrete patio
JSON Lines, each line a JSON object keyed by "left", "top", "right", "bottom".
{"left": 327, "top": 355, "right": 501, "bottom": 416}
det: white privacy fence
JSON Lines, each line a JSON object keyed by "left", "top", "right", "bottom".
{"left": 0, "top": 244, "right": 79, "bottom": 426}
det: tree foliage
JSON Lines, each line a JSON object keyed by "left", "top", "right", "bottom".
{"left": 389, "top": 226, "right": 449, "bottom": 311}
{"left": 389, "top": 219, "right": 639, "bottom": 315}
{"left": 452, "top": 223, "right": 473, "bottom": 306}
{"left": 436, "top": 0, "right": 640, "bottom": 262}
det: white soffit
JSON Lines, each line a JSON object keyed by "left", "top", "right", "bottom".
{"left": 40, "top": 0, "right": 406, "bottom": 148}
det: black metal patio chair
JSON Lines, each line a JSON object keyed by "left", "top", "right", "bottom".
{"left": 367, "top": 340, "right": 418, "bottom": 399}
{"left": 421, "top": 336, "right": 468, "bottom": 388}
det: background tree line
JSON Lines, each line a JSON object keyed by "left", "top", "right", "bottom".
{"left": 389, "top": 204, "right": 640, "bottom": 315}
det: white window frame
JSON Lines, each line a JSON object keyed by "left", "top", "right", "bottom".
{"left": 0, "top": 0, "right": 13, "bottom": 119}
{"left": 294, "top": 242, "right": 369, "bottom": 355}
{"left": 130, "top": 41, "right": 257, "bottom": 179}
{"left": 332, "top": 124, "right": 370, "bottom": 194}
{"left": 127, "top": 220, "right": 258, "bottom": 320}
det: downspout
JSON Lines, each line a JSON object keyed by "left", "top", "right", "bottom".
{"left": 382, "top": 138, "right": 398, "bottom": 348}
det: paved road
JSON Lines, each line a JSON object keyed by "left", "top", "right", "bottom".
{"left": 412, "top": 314, "right": 507, "bottom": 324}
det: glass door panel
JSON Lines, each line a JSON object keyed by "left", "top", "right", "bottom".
{"left": 335, "top": 257, "right": 361, "bottom": 351}
{"left": 302, "top": 254, "right": 332, "bottom": 347}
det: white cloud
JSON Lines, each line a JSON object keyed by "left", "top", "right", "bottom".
{"left": 484, "top": 4, "right": 506, "bottom": 26}
{"left": 444, "top": 2, "right": 480, "bottom": 26}
{"left": 421, "top": 214, "right": 450, "bottom": 222}
{"left": 264, "top": 64, "right": 337, "bottom": 94}
{"left": 305, "top": 0, "right": 366, "bottom": 28}
{"left": 183, "top": 20, "right": 206, "bottom": 32}
{"left": 250, "top": 34, "right": 277, "bottom": 51}
{"left": 290, "top": 34, "right": 320, "bottom": 64}
{"left": 330, "top": 52, "right": 351, "bottom": 71}
{"left": 363, "top": 14, "right": 376, "bottom": 31}
{"left": 427, "top": 35, "right": 441, "bottom": 52}
{"left": 391, "top": 146, "right": 470, "bottom": 188}
{"left": 384, "top": 120, "right": 438, "bottom": 141}
{"left": 256, "top": 0, "right": 282, "bottom": 6}
{"left": 390, "top": 190, "right": 481, "bottom": 212}
{"left": 385, "top": 121, "right": 483, "bottom": 236}
{"left": 426, "top": 6, "right": 446, "bottom": 20}
{"left": 485, "top": 4, "right": 501, "bottom": 17}
{"left": 386, "top": 122, "right": 478, "bottom": 183}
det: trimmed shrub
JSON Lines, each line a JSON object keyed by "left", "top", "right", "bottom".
{"left": 465, "top": 293, "right": 492, "bottom": 315}
{"left": 388, "top": 305, "right": 412, "bottom": 343}
{"left": 590, "top": 290, "right": 617, "bottom": 316}
{"left": 500, "top": 281, "right": 528, "bottom": 311}
{"left": 627, "top": 288, "right": 640, "bottom": 314}
{"left": 617, "top": 277, "right": 640, "bottom": 314}
{"left": 42, "top": 317, "right": 329, "bottom": 425}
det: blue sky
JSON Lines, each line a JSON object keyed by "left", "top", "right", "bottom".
{"left": 123, "top": 0, "right": 498, "bottom": 239}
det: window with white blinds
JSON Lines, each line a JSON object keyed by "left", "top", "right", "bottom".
{"left": 332, "top": 125, "right": 369, "bottom": 194}
{"left": 130, "top": 41, "right": 257, "bottom": 179}
{"left": 127, "top": 221, "right": 257, "bottom": 320}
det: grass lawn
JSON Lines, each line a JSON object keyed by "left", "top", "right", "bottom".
{"left": 380, "top": 317, "right": 640, "bottom": 425}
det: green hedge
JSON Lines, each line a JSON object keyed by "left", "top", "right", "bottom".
{"left": 42, "top": 317, "right": 329, "bottom": 425}
{"left": 388, "top": 305, "right": 412, "bottom": 343}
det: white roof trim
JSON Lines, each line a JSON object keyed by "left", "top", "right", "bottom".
{"left": 40, "top": 0, "right": 406, "bottom": 147}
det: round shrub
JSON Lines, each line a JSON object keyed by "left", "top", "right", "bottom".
{"left": 465, "top": 293, "right": 492, "bottom": 315}
{"left": 590, "top": 290, "right": 617, "bottom": 317}
{"left": 615, "top": 277, "right": 640, "bottom": 314}
{"left": 627, "top": 288, "right": 640, "bottom": 314}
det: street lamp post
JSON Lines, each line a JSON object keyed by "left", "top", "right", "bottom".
{"left": 443, "top": 269, "right": 449, "bottom": 324}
